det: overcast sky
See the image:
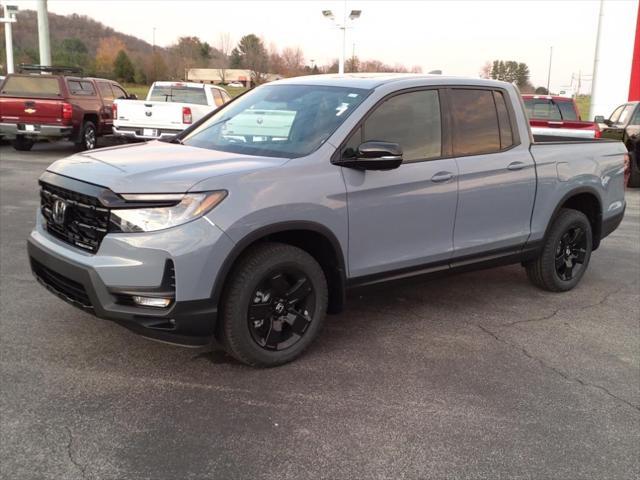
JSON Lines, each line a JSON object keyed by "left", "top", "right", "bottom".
{"left": 14, "top": 0, "right": 620, "bottom": 92}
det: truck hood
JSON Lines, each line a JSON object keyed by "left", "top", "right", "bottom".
{"left": 46, "top": 141, "right": 288, "bottom": 193}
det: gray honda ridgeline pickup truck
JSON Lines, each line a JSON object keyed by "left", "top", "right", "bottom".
{"left": 28, "top": 75, "right": 627, "bottom": 366}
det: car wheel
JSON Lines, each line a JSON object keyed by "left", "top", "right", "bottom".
{"left": 75, "top": 121, "right": 97, "bottom": 151}
{"left": 525, "top": 208, "right": 592, "bottom": 292}
{"left": 11, "top": 136, "right": 35, "bottom": 151}
{"left": 221, "top": 242, "right": 328, "bottom": 367}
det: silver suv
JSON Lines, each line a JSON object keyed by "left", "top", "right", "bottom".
{"left": 28, "top": 75, "right": 627, "bottom": 366}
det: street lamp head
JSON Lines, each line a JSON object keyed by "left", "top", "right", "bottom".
{"left": 322, "top": 10, "right": 334, "bottom": 20}
{"left": 349, "top": 10, "right": 361, "bottom": 20}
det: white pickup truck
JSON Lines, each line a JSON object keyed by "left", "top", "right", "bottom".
{"left": 112, "top": 82, "right": 231, "bottom": 141}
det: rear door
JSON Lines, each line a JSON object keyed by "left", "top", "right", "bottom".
{"left": 450, "top": 88, "right": 536, "bottom": 257}
{"left": 342, "top": 88, "right": 459, "bottom": 278}
{"left": 97, "top": 81, "right": 116, "bottom": 128}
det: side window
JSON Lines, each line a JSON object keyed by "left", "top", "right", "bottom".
{"left": 609, "top": 105, "right": 625, "bottom": 124}
{"left": 112, "top": 85, "right": 128, "bottom": 99}
{"left": 362, "top": 90, "right": 442, "bottom": 162}
{"left": 450, "top": 89, "right": 500, "bottom": 156}
{"left": 211, "top": 88, "right": 224, "bottom": 107}
{"left": 67, "top": 80, "right": 83, "bottom": 95}
{"left": 493, "top": 91, "right": 514, "bottom": 149}
{"left": 221, "top": 90, "right": 231, "bottom": 103}
{"left": 80, "top": 81, "right": 96, "bottom": 96}
{"left": 98, "top": 82, "right": 114, "bottom": 100}
{"left": 614, "top": 105, "right": 635, "bottom": 126}
{"left": 630, "top": 106, "right": 640, "bottom": 126}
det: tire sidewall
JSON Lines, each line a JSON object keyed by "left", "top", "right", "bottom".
{"left": 223, "top": 245, "right": 328, "bottom": 366}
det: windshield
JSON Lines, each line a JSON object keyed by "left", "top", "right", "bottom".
{"left": 149, "top": 85, "right": 207, "bottom": 105}
{"left": 182, "top": 84, "right": 370, "bottom": 158}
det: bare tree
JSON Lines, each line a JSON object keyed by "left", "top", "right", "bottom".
{"left": 281, "top": 47, "right": 305, "bottom": 77}
{"left": 216, "top": 32, "right": 232, "bottom": 84}
{"left": 479, "top": 61, "right": 492, "bottom": 79}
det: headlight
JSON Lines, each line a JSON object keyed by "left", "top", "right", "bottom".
{"left": 109, "top": 191, "right": 227, "bottom": 233}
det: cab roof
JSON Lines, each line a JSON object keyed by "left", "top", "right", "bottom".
{"left": 273, "top": 73, "right": 512, "bottom": 90}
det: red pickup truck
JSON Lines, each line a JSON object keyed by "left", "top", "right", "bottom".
{"left": 522, "top": 95, "right": 600, "bottom": 139}
{"left": 0, "top": 65, "right": 133, "bottom": 151}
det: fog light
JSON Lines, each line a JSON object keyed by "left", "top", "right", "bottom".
{"left": 132, "top": 296, "right": 172, "bottom": 308}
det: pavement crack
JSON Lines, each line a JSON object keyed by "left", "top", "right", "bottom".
{"left": 473, "top": 322, "right": 640, "bottom": 414}
{"left": 501, "top": 286, "right": 625, "bottom": 328}
{"left": 65, "top": 426, "right": 88, "bottom": 479}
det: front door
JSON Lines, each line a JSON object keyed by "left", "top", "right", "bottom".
{"left": 341, "top": 89, "right": 459, "bottom": 279}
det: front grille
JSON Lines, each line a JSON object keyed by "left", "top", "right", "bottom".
{"left": 31, "top": 259, "right": 93, "bottom": 309}
{"left": 40, "top": 182, "right": 110, "bottom": 253}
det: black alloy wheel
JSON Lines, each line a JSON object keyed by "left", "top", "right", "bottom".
{"left": 554, "top": 226, "right": 587, "bottom": 281}
{"left": 248, "top": 269, "right": 315, "bottom": 351}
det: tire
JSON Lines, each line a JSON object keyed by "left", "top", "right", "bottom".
{"left": 525, "top": 208, "right": 593, "bottom": 292}
{"left": 75, "top": 121, "right": 97, "bottom": 151}
{"left": 11, "top": 136, "right": 35, "bottom": 151}
{"left": 221, "top": 242, "right": 328, "bottom": 367}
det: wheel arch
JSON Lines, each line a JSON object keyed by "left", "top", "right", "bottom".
{"left": 211, "top": 221, "right": 347, "bottom": 324}
{"left": 545, "top": 187, "right": 603, "bottom": 250}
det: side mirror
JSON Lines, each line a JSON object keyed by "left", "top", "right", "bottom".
{"left": 128, "top": 93, "right": 138, "bottom": 100}
{"left": 338, "top": 141, "right": 403, "bottom": 171}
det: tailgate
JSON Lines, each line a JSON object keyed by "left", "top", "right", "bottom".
{"left": 115, "top": 100, "right": 186, "bottom": 128}
{"left": 0, "top": 97, "right": 64, "bottom": 124}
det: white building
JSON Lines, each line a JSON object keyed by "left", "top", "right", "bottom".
{"left": 187, "top": 68, "right": 283, "bottom": 87}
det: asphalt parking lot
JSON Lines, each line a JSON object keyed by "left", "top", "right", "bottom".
{"left": 1, "top": 141, "right": 639, "bottom": 480}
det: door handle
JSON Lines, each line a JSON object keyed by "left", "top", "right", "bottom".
{"left": 507, "top": 161, "right": 527, "bottom": 171}
{"left": 431, "top": 171, "right": 454, "bottom": 183}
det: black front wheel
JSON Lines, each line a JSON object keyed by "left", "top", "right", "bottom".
{"left": 525, "top": 208, "right": 592, "bottom": 292}
{"left": 221, "top": 242, "right": 328, "bottom": 367}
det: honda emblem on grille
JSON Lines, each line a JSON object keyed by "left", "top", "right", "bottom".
{"left": 52, "top": 199, "right": 68, "bottom": 225}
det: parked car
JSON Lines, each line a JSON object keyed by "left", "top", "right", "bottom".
{"left": 112, "top": 81, "right": 231, "bottom": 141}
{"left": 596, "top": 101, "right": 640, "bottom": 187}
{"left": 0, "top": 64, "right": 132, "bottom": 151}
{"left": 227, "top": 82, "right": 244, "bottom": 88}
{"left": 28, "top": 75, "right": 627, "bottom": 367}
{"left": 522, "top": 94, "right": 600, "bottom": 139}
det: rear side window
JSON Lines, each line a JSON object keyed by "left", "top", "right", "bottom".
{"left": 1, "top": 76, "right": 61, "bottom": 96}
{"left": 112, "top": 85, "right": 128, "bottom": 99}
{"left": 556, "top": 101, "right": 578, "bottom": 121}
{"left": 493, "top": 91, "right": 514, "bottom": 149}
{"left": 450, "top": 89, "right": 500, "bottom": 156}
{"left": 68, "top": 80, "right": 96, "bottom": 96}
{"left": 363, "top": 89, "right": 442, "bottom": 161}
{"left": 524, "top": 98, "right": 562, "bottom": 120}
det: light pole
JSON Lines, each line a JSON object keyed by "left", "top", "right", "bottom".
{"left": 546, "top": 46, "right": 553, "bottom": 94}
{"left": 1, "top": 3, "right": 19, "bottom": 74}
{"left": 322, "top": 5, "right": 361, "bottom": 74}
{"left": 36, "top": 0, "right": 51, "bottom": 66}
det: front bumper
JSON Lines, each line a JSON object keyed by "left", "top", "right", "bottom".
{"left": 113, "top": 125, "right": 182, "bottom": 140}
{"left": 28, "top": 213, "right": 236, "bottom": 346}
{"left": 0, "top": 122, "right": 73, "bottom": 139}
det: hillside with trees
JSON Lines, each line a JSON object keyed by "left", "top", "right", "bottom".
{"left": 0, "top": 9, "right": 423, "bottom": 84}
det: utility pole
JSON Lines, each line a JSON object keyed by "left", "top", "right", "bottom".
{"left": 589, "top": 0, "right": 605, "bottom": 119}
{"left": 546, "top": 46, "right": 553, "bottom": 94}
{"left": 36, "top": 0, "right": 51, "bottom": 66}
{"left": 1, "top": 3, "right": 19, "bottom": 74}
